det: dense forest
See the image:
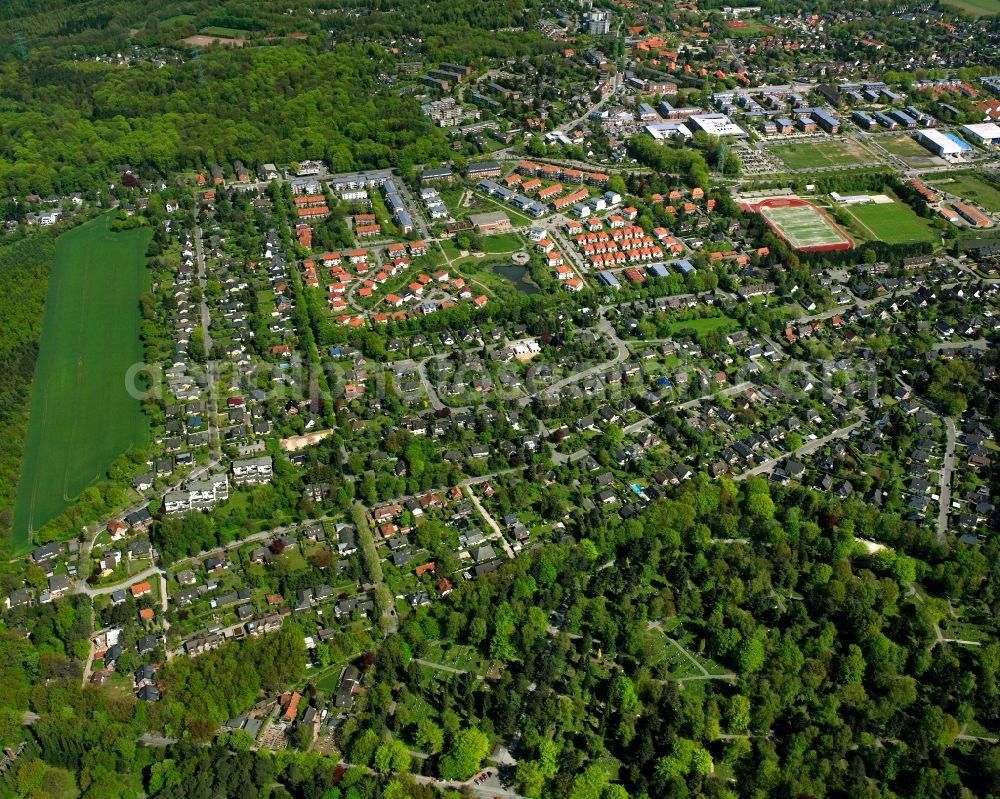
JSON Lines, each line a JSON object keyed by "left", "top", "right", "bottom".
{"left": 0, "top": 235, "right": 53, "bottom": 542}
{"left": 5, "top": 476, "right": 1000, "bottom": 799}
{"left": 0, "top": 0, "right": 555, "bottom": 197}
{"left": 328, "top": 476, "right": 1000, "bottom": 799}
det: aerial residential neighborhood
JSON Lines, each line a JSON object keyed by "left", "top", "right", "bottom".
{"left": 0, "top": 0, "right": 999, "bottom": 798}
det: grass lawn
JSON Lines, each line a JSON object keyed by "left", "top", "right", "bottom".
{"left": 315, "top": 669, "right": 344, "bottom": 693}
{"left": 277, "top": 549, "right": 309, "bottom": 572}
{"left": 402, "top": 692, "right": 438, "bottom": 722}
{"left": 936, "top": 172, "right": 1000, "bottom": 212}
{"left": 199, "top": 26, "right": 249, "bottom": 38}
{"left": 10, "top": 215, "right": 151, "bottom": 551}
{"left": 478, "top": 232, "right": 522, "bottom": 254}
{"left": 879, "top": 135, "right": 929, "bottom": 157}
{"left": 665, "top": 316, "right": 736, "bottom": 336}
{"left": 471, "top": 192, "right": 535, "bottom": 225}
{"left": 437, "top": 643, "right": 482, "bottom": 672}
{"left": 941, "top": 618, "right": 989, "bottom": 643}
{"left": 770, "top": 139, "right": 880, "bottom": 170}
{"left": 439, "top": 188, "right": 466, "bottom": 217}
{"left": 439, "top": 239, "right": 462, "bottom": 261}
{"left": 941, "top": 0, "right": 1000, "bottom": 15}
{"left": 367, "top": 192, "right": 399, "bottom": 238}
{"left": 661, "top": 643, "right": 703, "bottom": 679}
{"left": 842, "top": 199, "right": 937, "bottom": 244}
{"left": 161, "top": 14, "right": 196, "bottom": 27}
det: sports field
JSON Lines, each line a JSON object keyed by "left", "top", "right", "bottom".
{"left": 770, "top": 139, "right": 879, "bottom": 170}
{"left": 756, "top": 200, "right": 852, "bottom": 251}
{"left": 842, "top": 200, "right": 937, "bottom": 244}
{"left": 10, "top": 215, "right": 151, "bottom": 551}
{"left": 199, "top": 26, "right": 249, "bottom": 38}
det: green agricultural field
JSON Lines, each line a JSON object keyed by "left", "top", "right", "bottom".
{"left": 941, "top": 0, "right": 1000, "bottom": 16}
{"left": 10, "top": 215, "right": 151, "bottom": 551}
{"left": 771, "top": 139, "right": 880, "bottom": 170}
{"left": 936, "top": 172, "right": 1000, "bottom": 212}
{"left": 842, "top": 200, "right": 937, "bottom": 244}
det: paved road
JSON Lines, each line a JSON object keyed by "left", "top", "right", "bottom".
{"left": 618, "top": 381, "right": 751, "bottom": 435}
{"left": 552, "top": 447, "right": 590, "bottom": 465}
{"left": 647, "top": 620, "right": 737, "bottom": 682}
{"left": 413, "top": 658, "right": 472, "bottom": 676}
{"left": 75, "top": 565, "right": 162, "bottom": 598}
{"left": 932, "top": 338, "right": 991, "bottom": 352}
{"left": 520, "top": 314, "right": 628, "bottom": 405}
{"left": 938, "top": 416, "right": 957, "bottom": 538}
{"left": 140, "top": 732, "right": 179, "bottom": 747}
{"left": 414, "top": 355, "right": 446, "bottom": 411}
{"left": 464, "top": 485, "right": 515, "bottom": 559}
{"left": 193, "top": 224, "right": 222, "bottom": 458}
{"left": 734, "top": 415, "right": 866, "bottom": 482}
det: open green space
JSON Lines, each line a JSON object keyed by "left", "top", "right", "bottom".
{"left": 878, "top": 134, "right": 944, "bottom": 167}
{"left": 941, "top": 0, "right": 1000, "bottom": 16}
{"left": 935, "top": 172, "right": 1000, "bottom": 212}
{"left": 422, "top": 641, "right": 483, "bottom": 672}
{"left": 770, "top": 139, "right": 880, "bottom": 170}
{"left": 664, "top": 316, "right": 736, "bottom": 336}
{"left": 879, "top": 135, "right": 930, "bottom": 158}
{"left": 660, "top": 643, "right": 702, "bottom": 678}
{"left": 438, "top": 188, "right": 466, "bottom": 217}
{"left": 10, "top": 214, "right": 151, "bottom": 551}
{"left": 161, "top": 14, "right": 197, "bottom": 27}
{"left": 841, "top": 199, "right": 937, "bottom": 244}
{"left": 438, "top": 239, "right": 462, "bottom": 261}
{"left": 478, "top": 232, "right": 522, "bottom": 253}
{"left": 367, "top": 192, "right": 399, "bottom": 238}
{"left": 199, "top": 26, "right": 249, "bottom": 38}
{"left": 471, "top": 191, "right": 535, "bottom": 224}
{"left": 315, "top": 668, "right": 345, "bottom": 693}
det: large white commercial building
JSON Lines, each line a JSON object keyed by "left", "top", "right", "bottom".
{"left": 962, "top": 122, "right": 1000, "bottom": 148}
{"left": 914, "top": 128, "right": 973, "bottom": 161}
{"left": 688, "top": 113, "right": 747, "bottom": 138}
{"left": 644, "top": 122, "right": 692, "bottom": 141}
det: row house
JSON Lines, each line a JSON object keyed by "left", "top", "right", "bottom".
{"left": 553, "top": 188, "right": 589, "bottom": 210}
{"left": 297, "top": 206, "right": 329, "bottom": 220}
{"left": 537, "top": 183, "right": 563, "bottom": 200}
